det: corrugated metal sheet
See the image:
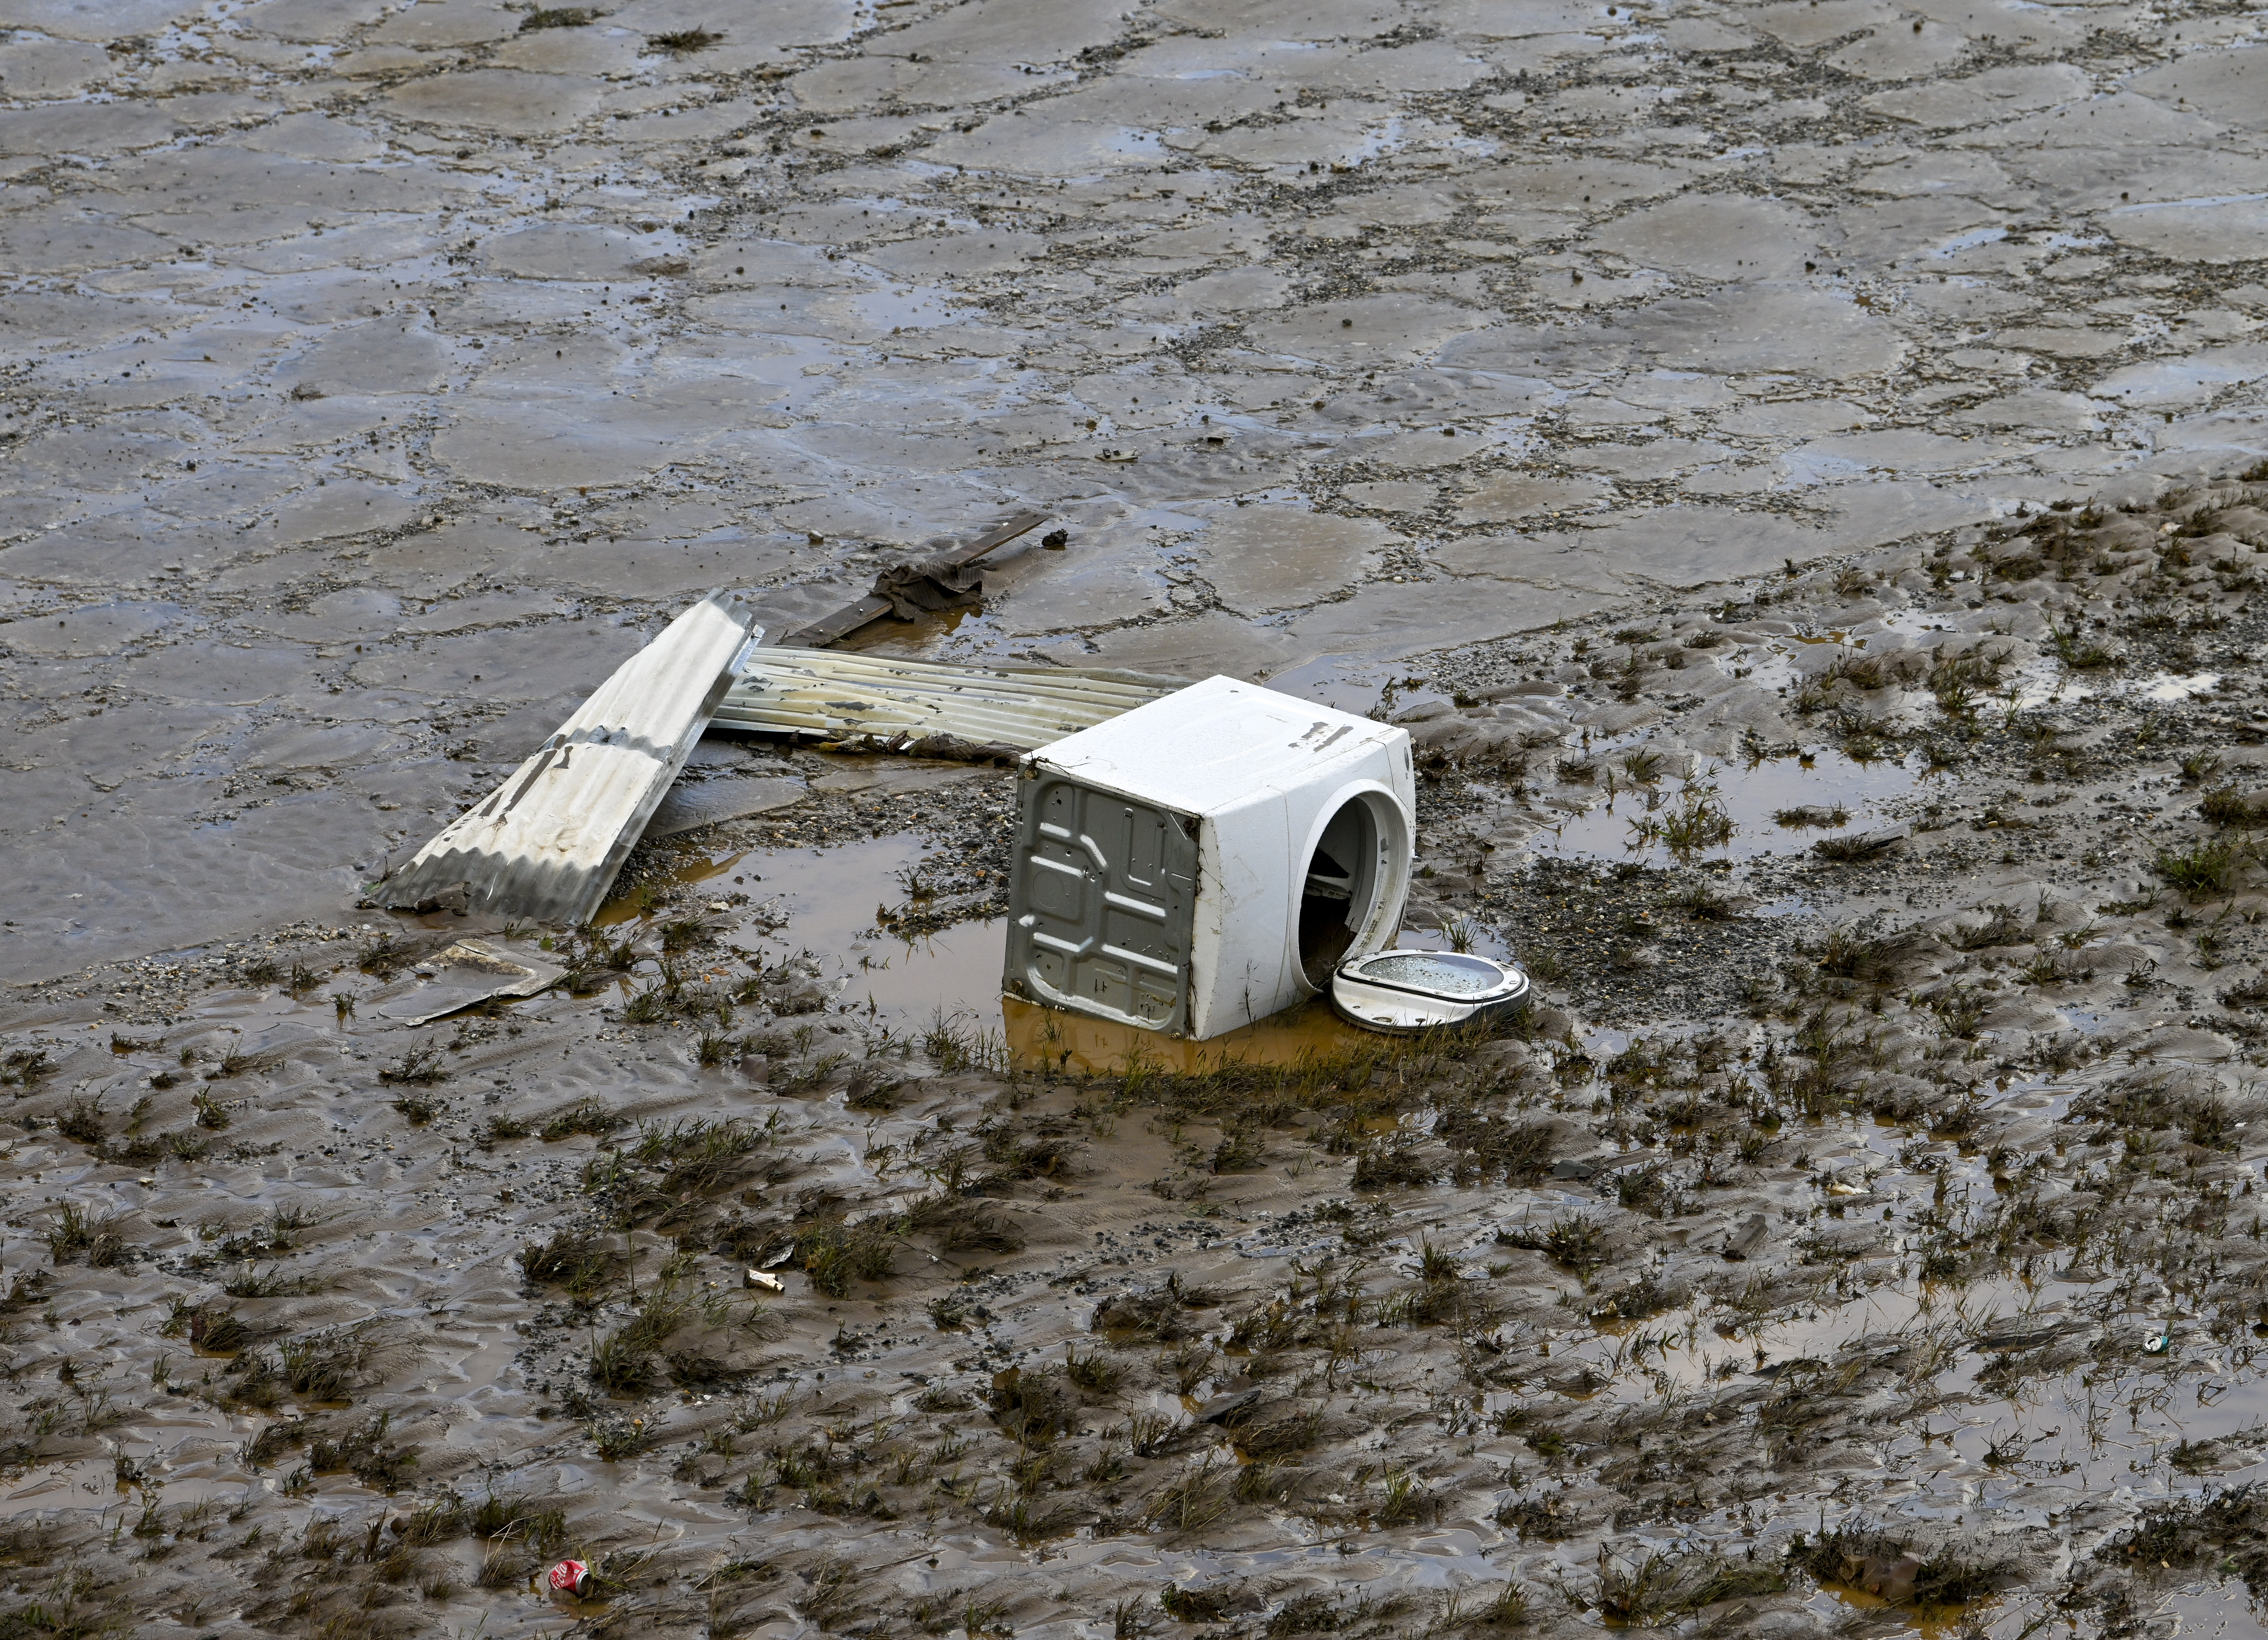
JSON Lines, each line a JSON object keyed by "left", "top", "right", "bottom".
{"left": 713, "top": 647, "right": 1185, "bottom": 751}
{"left": 382, "top": 592, "right": 760, "bottom": 925}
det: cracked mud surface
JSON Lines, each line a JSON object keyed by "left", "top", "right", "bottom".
{"left": 5, "top": 0, "right": 2268, "bottom": 1638}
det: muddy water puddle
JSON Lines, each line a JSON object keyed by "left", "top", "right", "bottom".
{"left": 1262, "top": 653, "right": 1458, "bottom": 721}
{"left": 601, "top": 829, "right": 1012, "bottom": 1032}
{"left": 1531, "top": 746, "right": 1930, "bottom": 870}
{"left": 2158, "top": 1588, "right": 2268, "bottom": 1640}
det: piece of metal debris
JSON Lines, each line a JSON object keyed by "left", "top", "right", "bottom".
{"left": 714, "top": 647, "right": 1184, "bottom": 756}
{"left": 783, "top": 512, "right": 1047, "bottom": 647}
{"left": 1813, "top": 823, "right": 1910, "bottom": 861}
{"left": 646, "top": 774, "right": 807, "bottom": 838}
{"left": 1721, "top": 1212, "right": 1770, "bottom": 1261}
{"left": 376, "top": 938, "right": 566, "bottom": 1025}
{"left": 381, "top": 590, "right": 760, "bottom": 924}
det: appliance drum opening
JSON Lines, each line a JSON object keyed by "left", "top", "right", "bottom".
{"left": 1298, "top": 793, "right": 1384, "bottom": 987}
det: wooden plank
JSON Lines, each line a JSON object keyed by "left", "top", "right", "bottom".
{"left": 781, "top": 511, "right": 1048, "bottom": 647}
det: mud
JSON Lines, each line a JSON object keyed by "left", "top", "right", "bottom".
{"left": 5, "top": 0, "right": 2268, "bottom": 1636}
{"left": 4, "top": 472, "right": 2267, "bottom": 1640}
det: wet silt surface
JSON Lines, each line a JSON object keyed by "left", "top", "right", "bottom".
{"left": 4, "top": 2, "right": 2268, "bottom": 1638}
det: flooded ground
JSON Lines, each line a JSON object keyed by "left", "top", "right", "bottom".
{"left": 4, "top": 0, "right": 2268, "bottom": 1636}
{"left": 4, "top": 0, "right": 2267, "bottom": 979}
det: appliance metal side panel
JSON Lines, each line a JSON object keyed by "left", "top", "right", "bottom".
{"left": 1003, "top": 770, "right": 1198, "bottom": 1033}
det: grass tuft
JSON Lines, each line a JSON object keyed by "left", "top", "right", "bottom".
{"left": 380, "top": 1046, "right": 446, "bottom": 1085}
{"left": 649, "top": 26, "right": 724, "bottom": 53}
{"left": 2156, "top": 838, "right": 2245, "bottom": 899}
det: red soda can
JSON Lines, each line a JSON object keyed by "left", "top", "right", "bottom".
{"left": 548, "top": 1558, "right": 593, "bottom": 1596}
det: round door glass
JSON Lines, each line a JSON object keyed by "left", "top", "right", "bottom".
{"left": 1356, "top": 951, "right": 1508, "bottom": 996}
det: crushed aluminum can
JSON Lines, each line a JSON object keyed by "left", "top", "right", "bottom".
{"left": 548, "top": 1558, "right": 593, "bottom": 1597}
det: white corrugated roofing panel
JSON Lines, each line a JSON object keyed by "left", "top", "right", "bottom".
{"left": 382, "top": 591, "right": 759, "bottom": 924}
{"left": 713, "top": 647, "right": 1184, "bottom": 750}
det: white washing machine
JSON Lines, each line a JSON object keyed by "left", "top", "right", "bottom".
{"left": 1002, "top": 676, "right": 1416, "bottom": 1040}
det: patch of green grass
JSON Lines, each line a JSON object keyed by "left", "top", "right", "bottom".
{"left": 2200, "top": 786, "right": 2267, "bottom": 827}
{"left": 796, "top": 1218, "right": 899, "bottom": 1296}
{"left": 589, "top": 1333, "right": 656, "bottom": 1396}
{"left": 479, "top": 1113, "right": 531, "bottom": 1145}
{"left": 1788, "top": 1524, "right": 2010, "bottom": 1608}
{"left": 307, "top": 1410, "right": 419, "bottom": 1491}
{"left": 622, "top": 983, "right": 672, "bottom": 1025}
{"left": 54, "top": 1096, "right": 108, "bottom": 1145}
{"left": 2156, "top": 837, "right": 2245, "bottom": 898}
{"left": 1500, "top": 1214, "right": 1606, "bottom": 1278}
{"left": 1064, "top": 1346, "right": 1122, "bottom": 1394}
{"left": 1812, "top": 830, "right": 1900, "bottom": 863}
{"left": 391, "top": 1089, "right": 443, "bottom": 1124}
{"left": 520, "top": 1230, "right": 617, "bottom": 1300}
{"left": 1812, "top": 926, "right": 1902, "bottom": 984}
{"left": 542, "top": 1099, "right": 624, "bottom": 1141}
{"left": 2047, "top": 619, "right": 2118, "bottom": 669}
{"left": 47, "top": 1203, "right": 129, "bottom": 1267}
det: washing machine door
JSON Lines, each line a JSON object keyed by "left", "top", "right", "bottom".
{"left": 1330, "top": 949, "right": 1530, "bottom": 1034}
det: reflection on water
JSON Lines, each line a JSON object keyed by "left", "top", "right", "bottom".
{"left": 2158, "top": 1586, "right": 2268, "bottom": 1640}
{"left": 604, "top": 830, "right": 1013, "bottom": 1029}
{"left": 609, "top": 823, "right": 1480, "bottom": 1068}
{"left": 1002, "top": 992, "right": 1381, "bottom": 1074}
{"left": 1262, "top": 652, "right": 1454, "bottom": 720}
{"left": 852, "top": 283, "right": 957, "bottom": 331}
{"left": 1534, "top": 745, "right": 1929, "bottom": 868}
